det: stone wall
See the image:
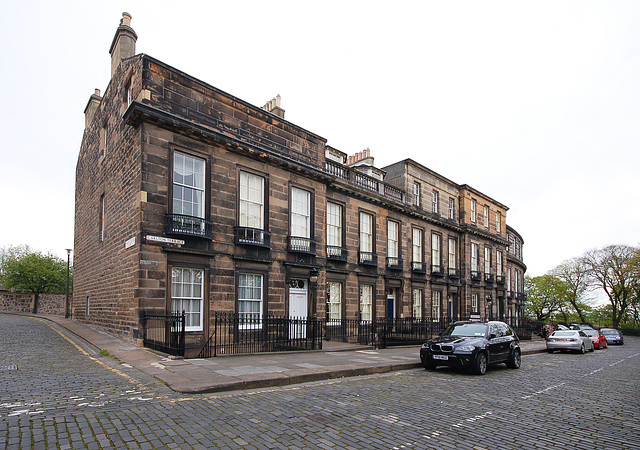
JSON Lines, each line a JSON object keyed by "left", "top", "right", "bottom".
{"left": 0, "top": 293, "right": 65, "bottom": 316}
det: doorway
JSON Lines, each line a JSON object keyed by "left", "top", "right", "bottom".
{"left": 289, "top": 281, "right": 308, "bottom": 338}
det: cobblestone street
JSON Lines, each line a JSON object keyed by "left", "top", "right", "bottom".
{"left": 1, "top": 314, "right": 639, "bottom": 449}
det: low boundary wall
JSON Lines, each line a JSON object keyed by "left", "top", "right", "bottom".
{"left": 0, "top": 292, "right": 65, "bottom": 316}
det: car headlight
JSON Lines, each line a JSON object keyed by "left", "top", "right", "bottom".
{"left": 421, "top": 343, "right": 429, "bottom": 349}
{"left": 454, "top": 345, "right": 476, "bottom": 353}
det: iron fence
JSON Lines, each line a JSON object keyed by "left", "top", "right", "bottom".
{"left": 141, "top": 310, "right": 185, "bottom": 357}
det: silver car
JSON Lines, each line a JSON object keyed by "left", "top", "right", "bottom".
{"left": 546, "top": 330, "right": 594, "bottom": 354}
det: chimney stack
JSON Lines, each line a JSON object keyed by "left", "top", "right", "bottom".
{"left": 261, "top": 94, "right": 285, "bottom": 119}
{"left": 109, "top": 12, "right": 137, "bottom": 78}
{"left": 84, "top": 89, "right": 102, "bottom": 128}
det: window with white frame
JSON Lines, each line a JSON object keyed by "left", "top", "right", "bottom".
{"left": 387, "top": 220, "right": 399, "bottom": 260}
{"left": 448, "top": 238, "right": 456, "bottom": 270}
{"left": 432, "top": 191, "right": 439, "bottom": 214}
{"left": 327, "top": 202, "right": 343, "bottom": 249}
{"left": 472, "top": 293, "right": 478, "bottom": 311}
{"left": 449, "top": 198, "right": 455, "bottom": 220}
{"left": 238, "top": 273, "right": 263, "bottom": 327}
{"left": 171, "top": 268, "right": 204, "bottom": 331}
{"left": 360, "top": 284, "right": 373, "bottom": 321}
{"left": 515, "top": 270, "right": 520, "bottom": 292}
{"left": 290, "top": 187, "right": 311, "bottom": 238}
{"left": 239, "top": 171, "right": 264, "bottom": 229}
{"left": 327, "top": 281, "right": 342, "bottom": 321}
{"left": 470, "top": 199, "right": 476, "bottom": 223}
{"left": 484, "top": 205, "right": 489, "bottom": 228}
{"left": 496, "top": 211, "right": 501, "bottom": 233}
{"left": 431, "top": 233, "right": 441, "bottom": 269}
{"left": 496, "top": 250, "right": 503, "bottom": 276}
{"left": 100, "top": 125, "right": 107, "bottom": 157}
{"left": 484, "top": 247, "right": 491, "bottom": 275}
{"left": 412, "top": 288, "right": 423, "bottom": 319}
{"left": 432, "top": 291, "right": 441, "bottom": 321}
{"left": 471, "top": 243, "right": 479, "bottom": 272}
{"left": 508, "top": 268, "right": 512, "bottom": 291}
{"left": 127, "top": 78, "right": 133, "bottom": 105}
{"left": 173, "top": 151, "right": 205, "bottom": 218}
{"left": 413, "top": 182, "right": 421, "bottom": 207}
{"left": 412, "top": 228, "right": 423, "bottom": 265}
{"left": 360, "top": 212, "right": 373, "bottom": 253}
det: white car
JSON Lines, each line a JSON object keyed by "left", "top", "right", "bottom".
{"left": 546, "top": 330, "right": 594, "bottom": 354}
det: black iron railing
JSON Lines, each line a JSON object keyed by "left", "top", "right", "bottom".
{"left": 234, "top": 226, "right": 270, "bottom": 247}
{"left": 448, "top": 267, "right": 461, "bottom": 278}
{"left": 141, "top": 310, "right": 185, "bottom": 357}
{"left": 386, "top": 257, "right": 403, "bottom": 270}
{"left": 165, "top": 214, "right": 213, "bottom": 239}
{"left": 412, "top": 261, "right": 427, "bottom": 273}
{"left": 359, "top": 251, "right": 378, "bottom": 266}
{"left": 327, "top": 246, "right": 348, "bottom": 261}
{"left": 287, "top": 236, "right": 316, "bottom": 254}
{"left": 431, "top": 265, "right": 445, "bottom": 276}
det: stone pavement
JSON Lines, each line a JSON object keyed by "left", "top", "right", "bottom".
{"left": 30, "top": 314, "right": 547, "bottom": 394}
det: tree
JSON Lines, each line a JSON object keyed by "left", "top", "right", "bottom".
{"left": 0, "top": 245, "right": 69, "bottom": 295}
{"left": 583, "top": 245, "right": 639, "bottom": 329}
{"left": 524, "top": 274, "right": 570, "bottom": 322}
{"left": 552, "top": 257, "right": 593, "bottom": 323}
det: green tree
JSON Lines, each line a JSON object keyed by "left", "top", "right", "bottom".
{"left": 524, "top": 274, "right": 570, "bottom": 322}
{"left": 583, "top": 245, "right": 639, "bottom": 329}
{"left": 552, "top": 257, "right": 593, "bottom": 323}
{"left": 0, "top": 245, "right": 69, "bottom": 295}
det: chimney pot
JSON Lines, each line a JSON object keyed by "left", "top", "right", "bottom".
{"left": 122, "top": 12, "right": 132, "bottom": 27}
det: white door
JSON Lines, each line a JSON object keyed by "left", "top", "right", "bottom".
{"left": 289, "top": 284, "right": 308, "bottom": 338}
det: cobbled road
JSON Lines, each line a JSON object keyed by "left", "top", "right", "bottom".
{"left": 1, "top": 314, "right": 639, "bottom": 449}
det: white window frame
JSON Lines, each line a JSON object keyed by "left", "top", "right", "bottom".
{"left": 412, "top": 228, "right": 423, "bottom": 264}
{"left": 471, "top": 243, "right": 479, "bottom": 272}
{"left": 431, "top": 233, "right": 441, "bottom": 268}
{"left": 432, "top": 191, "right": 439, "bottom": 214}
{"left": 360, "top": 284, "right": 373, "bottom": 322}
{"left": 171, "top": 267, "right": 204, "bottom": 332}
{"left": 360, "top": 212, "right": 373, "bottom": 253}
{"left": 496, "top": 211, "right": 501, "bottom": 233}
{"left": 413, "top": 182, "right": 421, "bottom": 207}
{"left": 448, "top": 238, "right": 456, "bottom": 270}
{"left": 485, "top": 247, "right": 492, "bottom": 275}
{"left": 290, "top": 187, "right": 311, "bottom": 238}
{"left": 173, "top": 151, "right": 206, "bottom": 218}
{"left": 449, "top": 198, "right": 455, "bottom": 220}
{"left": 239, "top": 171, "right": 264, "bottom": 229}
{"left": 484, "top": 205, "right": 489, "bottom": 228}
{"left": 497, "top": 250, "right": 503, "bottom": 276}
{"left": 238, "top": 273, "right": 263, "bottom": 329}
{"left": 387, "top": 220, "right": 399, "bottom": 259}
{"left": 470, "top": 199, "right": 476, "bottom": 223}
{"left": 432, "top": 291, "right": 441, "bottom": 322}
{"left": 412, "top": 288, "right": 423, "bottom": 319}
{"left": 472, "top": 293, "right": 478, "bottom": 311}
{"left": 327, "top": 281, "right": 342, "bottom": 321}
{"left": 99, "top": 194, "right": 105, "bottom": 242}
{"left": 327, "top": 202, "right": 343, "bottom": 248}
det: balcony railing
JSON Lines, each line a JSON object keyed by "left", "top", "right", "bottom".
{"left": 288, "top": 236, "right": 316, "bottom": 254}
{"left": 496, "top": 274, "right": 505, "bottom": 284}
{"left": 484, "top": 272, "right": 494, "bottom": 282}
{"left": 386, "top": 257, "right": 403, "bottom": 270}
{"left": 412, "top": 261, "right": 427, "bottom": 273}
{"left": 431, "top": 265, "right": 445, "bottom": 276}
{"left": 234, "top": 226, "right": 270, "bottom": 247}
{"left": 323, "top": 160, "right": 405, "bottom": 203}
{"left": 165, "top": 214, "right": 213, "bottom": 239}
{"left": 471, "top": 270, "right": 482, "bottom": 281}
{"left": 359, "top": 251, "right": 378, "bottom": 266}
{"left": 327, "top": 246, "right": 348, "bottom": 261}
{"left": 448, "top": 267, "right": 461, "bottom": 278}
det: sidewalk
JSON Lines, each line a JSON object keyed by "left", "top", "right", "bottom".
{"left": 36, "top": 314, "right": 547, "bottom": 394}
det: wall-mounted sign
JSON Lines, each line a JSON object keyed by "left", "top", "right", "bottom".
{"left": 469, "top": 312, "right": 482, "bottom": 322}
{"left": 125, "top": 237, "right": 136, "bottom": 249}
{"left": 145, "top": 235, "right": 185, "bottom": 246}
{"left": 140, "top": 260, "right": 158, "bottom": 266}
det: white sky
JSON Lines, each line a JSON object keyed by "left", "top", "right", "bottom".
{"left": 1, "top": 1, "right": 638, "bottom": 278}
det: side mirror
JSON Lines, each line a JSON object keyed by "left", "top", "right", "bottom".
{"left": 490, "top": 333, "right": 497, "bottom": 340}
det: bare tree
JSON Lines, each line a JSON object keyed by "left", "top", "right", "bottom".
{"left": 583, "top": 245, "right": 639, "bottom": 329}
{"left": 552, "top": 257, "right": 592, "bottom": 323}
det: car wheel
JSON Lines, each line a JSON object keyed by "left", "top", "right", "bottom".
{"left": 620, "top": 339, "right": 624, "bottom": 345}
{"left": 473, "top": 352, "right": 487, "bottom": 375}
{"left": 580, "top": 344, "right": 585, "bottom": 354}
{"left": 507, "top": 348, "right": 521, "bottom": 369}
{"left": 423, "top": 363, "right": 436, "bottom": 371}
{"left": 547, "top": 349, "right": 554, "bottom": 354}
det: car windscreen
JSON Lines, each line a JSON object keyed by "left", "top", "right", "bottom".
{"left": 583, "top": 330, "right": 598, "bottom": 336}
{"left": 446, "top": 324, "right": 487, "bottom": 337}
{"left": 601, "top": 330, "right": 617, "bottom": 335}
{"left": 551, "top": 331, "right": 576, "bottom": 337}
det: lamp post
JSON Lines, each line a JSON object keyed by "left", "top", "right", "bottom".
{"left": 65, "top": 249, "right": 72, "bottom": 319}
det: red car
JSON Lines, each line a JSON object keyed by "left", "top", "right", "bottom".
{"left": 583, "top": 329, "right": 608, "bottom": 349}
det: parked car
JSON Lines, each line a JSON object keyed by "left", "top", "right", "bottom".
{"left": 419, "top": 321, "right": 521, "bottom": 375}
{"left": 569, "top": 323, "right": 594, "bottom": 330}
{"left": 546, "top": 330, "right": 594, "bottom": 354}
{"left": 583, "top": 329, "right": 607, "bottom": 349}
{"left": 600, "top": 328, "right": 624, "bottom": 345}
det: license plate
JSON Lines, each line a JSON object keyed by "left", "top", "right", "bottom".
{"left": 556, "top": 339, "right": 566, "bottom": 342}
{"left": 433, "top": 355, "right": 448, "bottom": 360}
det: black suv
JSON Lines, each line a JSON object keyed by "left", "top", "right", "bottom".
{"left": 420, "top": 321, "right": 521, "bottom": 375}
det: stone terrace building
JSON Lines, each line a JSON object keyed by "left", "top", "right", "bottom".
{"left": 74, "top": 13, "right": 526, "bottom": 352}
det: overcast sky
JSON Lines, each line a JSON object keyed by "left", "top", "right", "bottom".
{"left": 1, "top": 1, "right": 638, "bottom": 279}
